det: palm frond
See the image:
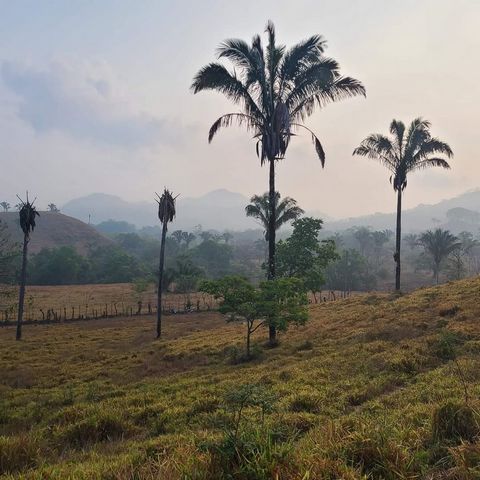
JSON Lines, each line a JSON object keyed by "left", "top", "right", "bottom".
{"left": 191, "top": 63, "right": 263, "bottom": 120}
{"left": 208, "top": 113, "right": 260, "bottom": 143}
{"left": 291, "top": 123, "right": 325, "bottom": 166}
{"left": 408, "top": 157, "right": 451, "bottom": 172}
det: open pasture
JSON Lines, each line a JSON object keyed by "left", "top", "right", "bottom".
{"left": 1, "top": 278, "right": 480, "bottom": 478}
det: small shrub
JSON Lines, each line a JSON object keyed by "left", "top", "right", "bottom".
{"left": 150, "top": 412, "right": 170, "bottom": 436}
{"left": 0, "top": 434, "right": 42, "bottom": 475}
{"left": 439, "top": 305, "right": 460, "bottom": 317}
{"left": 288, "top": 392, "right": 321, "bottom": 413}
{"left": 58, "top": 413, "right": 131, "bottom": 448}
{"left": 199, "top": 425, "right": 293, "bottom": 479}
{"left": 279, "top": 412, "right": 317, "bottom": 435}
{"left": 278, "top": 370, "right": 293, "bottom": 382}
{"left": 223, "top": 344, "right": 262, "bottom": 364}
{"left": 295, "top": 340, "right": 313, "bottom": 352}
{"left": 188, "top": 397, "right": 220, "bottom": 418}
{"left": 431, "top": 330, "right": 464, "bottom": 361}
{"left": 432, "top": 402, "right": 479, "bottom": 444}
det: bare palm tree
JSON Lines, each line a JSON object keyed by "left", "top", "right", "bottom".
{"left": 155, "top": 189, "right": 177, "bottom": 339}
{"left": 353, "top": 118, "right": 453, "bottom": 290}
{"left": 16, "top": 195, "right": 40, "bottom": 340}
{"left": 419, "top": 229, "right": 460, "bottom": 284}
{"left": 192, "top": 21, "right": 365, "bottom": 344}
{"left": 245, "top": 192, "right": 304, "bottom": 240}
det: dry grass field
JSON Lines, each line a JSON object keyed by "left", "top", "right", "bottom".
{"left": 1, "top": 278, "right": 480, "bottom": 478}
{"left": 0, "top": 284, "right": 215, "bottom": 322}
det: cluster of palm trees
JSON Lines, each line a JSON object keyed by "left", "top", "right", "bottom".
{"left": 192, "top": 22, "right": 453, "bottom": 342}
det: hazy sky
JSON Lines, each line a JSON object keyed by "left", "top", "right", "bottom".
{"left": 1, "top": 0, "right": 479, "bottom": 218}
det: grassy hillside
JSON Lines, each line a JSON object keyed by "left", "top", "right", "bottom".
{"left": 0, "top": 212, "right": 113, "bottom": 255}
{"left": 1, "top": 278, "right": 480, "bottom": 478}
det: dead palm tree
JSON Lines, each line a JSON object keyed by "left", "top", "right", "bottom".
{"left": 353, "top": 118, "right": 453, "bottom": 291}
{"left": 155, "top": 189, "right": 177, "bottom": 339}
{"left": 16, "top": 195, "right": 40, "bottom": 340}
{"left": 419, "top": 229, "right": 460, "bottom": 284}
{"left": 192, "top": 21, "right": 365, "bottom": 344}
{"left": 245, "top": 192, "right": 304, "bottom": 240}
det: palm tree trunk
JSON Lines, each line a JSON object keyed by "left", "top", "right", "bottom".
{"left": 267, "top": 158, "right": 277, "bottom": 345}
{"left": 157, "top": 221, "right": 168, "bottom": 339}
{"left": 16, "top": 234, "right": 29, "bottom": 340}
{"left": 395, "top": 189, "right": 402, "bottom": 291}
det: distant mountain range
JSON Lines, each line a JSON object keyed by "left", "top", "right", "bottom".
{"left": 324, "top": 189, "right": 480, "bottom": 234}
{"left": 61, "top": 189, "right": 480, "bottom": 234}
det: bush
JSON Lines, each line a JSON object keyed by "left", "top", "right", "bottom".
{"left": 0, "top": 434, "right": 42, "bottom": 475}
{"left": 432, "top": 402, "right": 479, "bottom": 444}
{"left": 431, "top": 331, "right": 464, "bottom": 361}
{"left": 199, "top": 425, "right": 294, "bottom": 479}
{"left": 288, "top": 392, "right": 321, "bottom": 413}
{"left": 58, "top": 413, "right": 132, "bottom": 448}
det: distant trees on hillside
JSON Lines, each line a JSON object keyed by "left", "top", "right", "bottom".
{"left": 1, "top": 202, "right": 11, "bottom": 212}
{"left": 354, "top": 118, "right": 453, "bottom": 291}
{"left": 47, "top": 203, "right": 59, "bottom": 212}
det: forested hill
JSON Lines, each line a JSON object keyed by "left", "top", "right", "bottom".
{"left": 0, "top": 211, "right": 113, "bottom": 255}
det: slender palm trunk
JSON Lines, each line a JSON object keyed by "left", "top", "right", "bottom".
{"left": 157, "top": 221, "right": 168, "bottom": 339}
{"left": 16, "top": 234, "right": 29, "bottom": 340}
{"left": 267, "top": 158, "right": 277, "bottom": 345}
{"left": 395, "top": 189, "right": 402, "bottom": 291}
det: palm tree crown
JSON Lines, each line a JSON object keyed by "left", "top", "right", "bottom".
{"left": 192, "top": 21, "right": 365, "bottom": 164}
{"left": 157, "top": 189, "right": 176, "bottom": 225}
{"left": 19, "top": 201, "right": 40, "bottom": 239}
{"left": 246, "top": 192, "right": 304, "bottom": 240}
{"left": 353, "top": 118, "right": 453, "bottom": 191}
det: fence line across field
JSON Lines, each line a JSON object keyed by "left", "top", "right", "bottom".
{"left": 0, "top": 289, "right": 355, "bottom": 326}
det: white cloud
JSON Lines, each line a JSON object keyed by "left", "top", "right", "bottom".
{"left": 0, "top": 60, "right": 179, "bottom": 148}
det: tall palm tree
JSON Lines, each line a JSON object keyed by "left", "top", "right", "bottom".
{"left": 156, "top": 189, "right": 177, "bottom": 339}
{"left": 16, "top": 195, "right": 40, "bottom": 340}
{"left": 192, "top": 22, "right": 365, "bottom": 343}
{"left": 1, "top": 202, "right": 10, "bottom": 212}
{"left": 245, "top": 191, "right": 304, "bottom": 240}
{"left": 419, "top": 229, "right": 460, "bottom": 284}
{"left": 353, "top": 118, "right": 453, "bottom": 291}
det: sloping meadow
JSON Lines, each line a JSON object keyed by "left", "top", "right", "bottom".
{"left": 1, "top": 279, "right": 480, "bottom": 479}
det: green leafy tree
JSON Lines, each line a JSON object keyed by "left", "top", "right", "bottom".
{"left": 155, "top": 188, "right": 177, "bottom": 339}
{"left": 192, "top": 22, "right": 365, "bottom": 345}
{"left": 1, "top": 202, "right": 11, "bottom": 212}
{"left": 353, "top": 118, "right": 453, "bottom": 290}
{"left": 419, "top": 229, "right": 461, "bottom": 284}
{"left": 245, "top": 192, "right": 304, "bottom": 241}
{"left": 191, "top": 238, "right": 233, "bottom": 278}
{"left": 29, "top": 247, "right": 90, "bottom": 285}
{"left": 200, "top": 276, "right": 308, "bottom": 358}
{"left": 276, "top": 217, "right": 338, "bottom": 302}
